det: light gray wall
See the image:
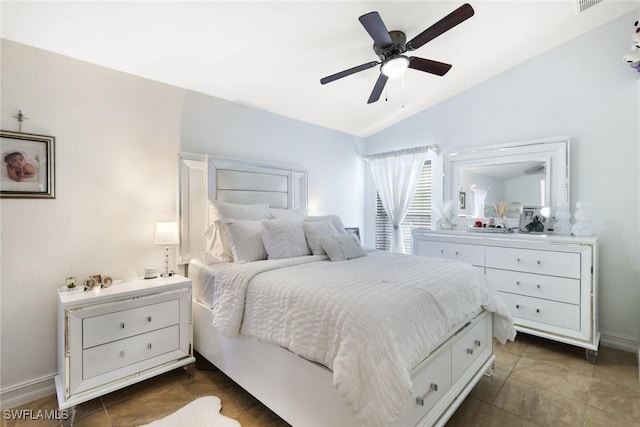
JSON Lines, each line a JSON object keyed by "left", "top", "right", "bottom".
{"left": 0, "top": 39, "right": 364, "bottom": 406}
{"left": 364, "top": 9, "right": 640, "bottom": 345}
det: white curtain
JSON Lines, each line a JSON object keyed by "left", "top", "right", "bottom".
{"left": 365, "top": 147, "right": 431, "bottom": 253}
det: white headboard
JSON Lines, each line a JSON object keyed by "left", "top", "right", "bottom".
{"left": 177, "top": 153, "right": 308, "bottom": 264}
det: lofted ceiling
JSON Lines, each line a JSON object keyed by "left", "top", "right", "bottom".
{"left": 1, "top": 1, "right": 638, "bottom": 137}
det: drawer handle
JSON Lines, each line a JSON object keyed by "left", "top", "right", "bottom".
{"left": 147, "top": 343, "right": 152, "bottom": 350}
{"left": 440, "top": 249, "right": 444, "bottom": 254}
{"left": 474, "top": 340, "right": 481, "bottom": 347}
{"left": 516, "top": 258, "right": 520, "bottom": 263}
{"left": 516, "top": 304, "right": 520, "bottom": 309}
{"left": 455, "top": 251, "right": 459, "bottom": 255}
{"left": 536, "top": 284, "right": 541, "bottom": 289}
{"left": 537, "top": 260, "right": 541, "bottom": 265}
{"left": 416, "top": 383, "right": 438, "bottom": 406}
{"left": 120, "top": 322, "right": 125, "bottom": 329}
{"left": 147, "top": 316, "right": 152, "bottom": 322}
{"left": 466, "top": 348, "right": 474, "bottom": 355}
{"left": 120, "top": 351, "right": 125, "bottom": 358}
{"left": 516, "top": 281, "right": 520, "bottom": 286}
{"left": 516, "top": 304, "right": 541, "bottom": 314}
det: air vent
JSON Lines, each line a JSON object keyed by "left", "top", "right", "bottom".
{"left": 576, "top": 0, "right": 603, "bottom": 13}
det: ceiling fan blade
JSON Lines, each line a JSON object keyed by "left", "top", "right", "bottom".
{"left": 367, "top": 74, "right": 388, "bottom": 104}
{"left": 406, "top": 3, "right": 474, "bottom": 51}
{"left": 359, "top": 11, "right": 393, "bottom": 49}
{"left": 408, "top": 57, "right": 452, "bottom": 76}
{"left": 320, "top": 61, "right": 379, "bottom": 85}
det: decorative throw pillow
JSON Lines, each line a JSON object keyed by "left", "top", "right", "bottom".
{"left": 304, "top": 215, "right": 347, "bottom": 235}
{"left": 204, "top": 201, "right": 270, "bottom": 263}
{"left": 220, "top": 220, "right": 267, "bottom": 263}
{"left": 303, "top": 220, "right": 339, "bottom": 255}
{"left": 320, "top": 234, "right": 366, "bottom": 262}
{"left": 261, "top": 219, "right": 311, "bottom": 259}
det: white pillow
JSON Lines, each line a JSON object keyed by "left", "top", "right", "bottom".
{"left": 220, "top": 219, "right": 267, "bottom": 263}
{"left": 303, "top": 220, "right": 339, "bottom": 255}
{"left": 204, "top": 201, "right": 270, "bottom": 263}
{"left": 261, "top": 219, "right": 311, "bottom": 259}
{"left": 320, "top": 234, "right": 366, "bottom": 262}
{"left": 304, "top": 215, "right": 347, "bottom": 235}
{"left": 269, "top": 207, "right": 309, "bottom": 220}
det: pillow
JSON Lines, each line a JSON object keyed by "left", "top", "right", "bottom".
{"left": 268, "top": 207, "right": 309, "bottom": 220}
{"left": 261, "top": 219, "right": 311, "bottom": 259}
{"left": 304, "top": 215, "right": 347, "bottom": 235}
{"left": 220, "top": 219, "right": 267, "bottom": 263}
{"left": 320, "top": 234, "right": 366, "bottom": 262}
{"left": 204, "top": 201, "right": 270, "bottom": 263}
{"left": 303, "top": 220, "right": 339, "bottom": 255}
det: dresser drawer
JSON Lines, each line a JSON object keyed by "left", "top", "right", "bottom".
{"left": 486, "top": 268, "right": 580, "bottom": 305}
{"left": 83, "top": 325, "right": 180, "bottom": 379}
{"left": 486, "top": 246, "right": 580, "bottom": 278}
{"left": 451, "top": 316, "right": 488, "bottom": 381}
{"left": 83, "top": 300, "right": 179, "bottom": 348}
{"left": 415, "top": 241, "right": 484, "bottom": 266}
{"left": 498, "top": 292, "right": 580, "bottom": 330}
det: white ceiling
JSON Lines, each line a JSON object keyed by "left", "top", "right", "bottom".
{"left": 1, "top": 1, "right": 638, "bottom": 137}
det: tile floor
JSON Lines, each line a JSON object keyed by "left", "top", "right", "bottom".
{"left": 4, "top": 333, "right": 639, "bottom": 426}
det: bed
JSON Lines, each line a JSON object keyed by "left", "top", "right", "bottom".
{"left": 178, "top": 153, "right": 515, "bottom": 427}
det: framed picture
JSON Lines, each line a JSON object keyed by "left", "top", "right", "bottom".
{"left": 345, "top": 227, "right": 360, "bottom": 241}
{"left": 519, "top": 206, "right": 549, "bottom": 234}
{"left": 1, "top": 130, "right": 55, "bottom": 198}
{"left": 458, "top": 191, "right": 466, "bottom": 209}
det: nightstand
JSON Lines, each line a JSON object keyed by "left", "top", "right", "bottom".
{"left": 55, "top": 275, "right": 195, "bottom": 420}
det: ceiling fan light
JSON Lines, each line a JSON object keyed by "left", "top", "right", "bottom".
{"left": 381, "top": 55, "right": 409, "bottom": 78}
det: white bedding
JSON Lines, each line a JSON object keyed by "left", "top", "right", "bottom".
{"left": 189, "top": 252, "right": 515, "bottom": 427}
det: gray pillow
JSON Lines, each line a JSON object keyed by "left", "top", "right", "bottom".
{"left": 303, "top": 220, "right": 339, "bottom": 255}
{"left": 261, "top": 219, "right": 311, "bottom": 259}
{"left": 320, "top": 235, "right": 366, "bottom": 262}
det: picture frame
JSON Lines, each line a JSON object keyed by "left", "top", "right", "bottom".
{"left": 345, "top": 227, "right": 360, "bottom": 241}
{"left": 519, "top": 206, "right": 549, "bottom": 234}
{"left": 1, "top": 130, "right": 55, "bottom": 198}
{"left": 458, "top": 191, "right": 466, "bottom": 209}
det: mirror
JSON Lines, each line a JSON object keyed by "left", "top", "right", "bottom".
{"left": 444, "top": 137, "right": 569, "bottom": 222}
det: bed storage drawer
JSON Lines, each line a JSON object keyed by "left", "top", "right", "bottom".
{"left": 83, "top": 325, "right": 180, "bottom": 379}
{"left": 486, "top": 268, "right": 580, "bottom": 305}
{"left": 83, "top": 300, "right": 180, "bottom": 348}
{"left": 398, "top": 348, "right": 452, "bottom": 427}
{"left": 414, "top": 240, "right": 484, "bottom": 266}
{"left": 486, "top": 246, "right": 580, "bottom": 278}
{"left": 498, "top": 292, "right": 580, "bottom": 330}
{"left": 451, "top": 315, "right": 488, "bottom": 381}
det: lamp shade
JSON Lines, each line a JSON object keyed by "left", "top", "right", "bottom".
{"left": 154, "top": 221, "right": 180, "bottom": 245}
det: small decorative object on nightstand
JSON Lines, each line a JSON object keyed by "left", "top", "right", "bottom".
{"left": 155, "top": 221, "right": 180, "bottom": 277}
{"left": 55, "top": 275, "right": 195, "bottom": 424}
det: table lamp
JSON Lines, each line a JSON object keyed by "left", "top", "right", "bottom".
{"left": 154, "top": 221, "right": 180, "bottom": 277}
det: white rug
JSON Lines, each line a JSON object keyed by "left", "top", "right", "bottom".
{"left": 138, "top": 396, "right": 241, "bottom": 427}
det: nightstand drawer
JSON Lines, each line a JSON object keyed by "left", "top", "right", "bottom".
{"left": 83, "top": 299, "right": 179, "bottom": 348}
{"left": 486, "top": 268, "right": 580, "bottom": 304}
{"left": 83, "top": 325, "right": 180, "bottom": 379}
{"left": 486, "top": 246, "right": 580, "bottom": 278}
{"left": 498, "top": 292, "right": 580, "bottom": 330}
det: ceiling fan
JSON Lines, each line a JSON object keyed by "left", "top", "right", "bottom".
{"left": 320, "top": 3, "right": 474, "bottom": 104}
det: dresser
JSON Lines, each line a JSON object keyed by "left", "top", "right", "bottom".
{"left": 412, "top": 230, "right": 599, "bottom": 362}
{"left": 55, "top": 275, "right": 195, "bottom": 415}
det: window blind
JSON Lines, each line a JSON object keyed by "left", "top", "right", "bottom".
{"left": 375, "top": 161, "right": 432, "bottom": 253}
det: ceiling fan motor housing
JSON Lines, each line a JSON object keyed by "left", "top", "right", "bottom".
{"left": 374, "top": 30, "right": 407, "bottom": 61}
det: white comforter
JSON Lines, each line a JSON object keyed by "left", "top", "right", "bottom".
{"left": 192, "top": 252, "right": 515, "bottom": 427}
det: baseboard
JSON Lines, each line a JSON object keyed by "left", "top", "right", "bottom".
{"left": 600, "top": 331, "right": 639, "bottom": 354}
{"left": 0, "top": 374, "right": 56, "bottom": 410}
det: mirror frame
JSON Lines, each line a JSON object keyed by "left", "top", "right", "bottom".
{"left": 443, "top": 136, "right": 570, "bottom": 223}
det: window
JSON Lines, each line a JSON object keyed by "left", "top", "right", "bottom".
{"left": 375, "top": 161, "right": 432, "bottom": 252}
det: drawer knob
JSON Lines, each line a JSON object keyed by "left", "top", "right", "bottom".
{"left": 536, "top": 308, "right": 540, "bottom": 313}
{"left": 516, "top": 258, "right": 520, "bottom": 263}
{"left": 516, "top": 281, "right": 520, "bottom": 286}
{"left": 147, "top": 343, "right": 152, "bottom": 350}
{"left": 416, "top": 383, "right": 438, "bottom": 406}
{"left": 455, "top": 251, "right": 459, "bottom": 255}
{"left": 474, "top": 340, "right": 481, "bottom": 347}
{"left": 536, "top": 284, "right": 541, "bottom": 289}
{"left": 516, "top": 304, "right": 520, "bottom": 309}
{"left": 147, "top": 316, "right": 152, "bottom": 322}
{"left": 466, "top": 348, "right": 474, "bottom": 355}
{"left": 440, "top": 249, "right": 444, "bottom": 254}
{"left": 537, "top": 260, "right": 541, "bottom": 265}
{"left": 120, "top": 322, "right": 125, "bottom": 329}
{"left": 120, "top": 351, "right": 125, "bottom": 358}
